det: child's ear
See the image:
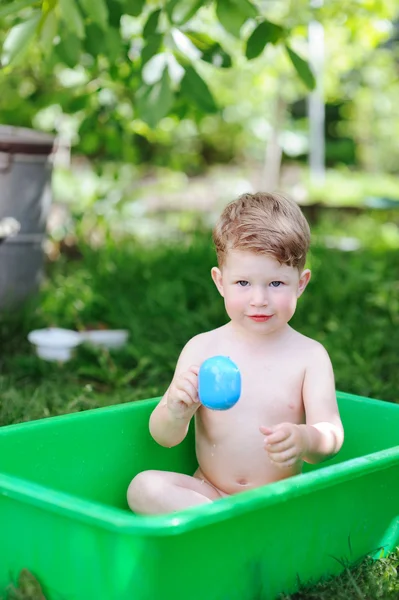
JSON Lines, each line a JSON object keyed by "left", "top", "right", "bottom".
{"left": 297, "top": 269, "right": 311, "bottom": 298}
{"left": 211, "top": 267, "right": 224, "bottom": 297}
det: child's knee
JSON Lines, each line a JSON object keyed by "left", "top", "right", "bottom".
{"left": 127, "top": 470, "right": 163, "bottom": 511}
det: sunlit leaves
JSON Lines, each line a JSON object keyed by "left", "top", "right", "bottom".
{"left": 59, "top": 0, "right": 85, "bottom": 39}
{"left": 0, "top": 0, "right": 37, "bottom": 20}
{"left": 171, "top": 28, "right": 201, "bottom": 61}
{"left": 124, "top": 0, "right": 146, "bottom": 17}
{"left": 246, "top": 20, "right": 285, "bottom": 59}
{"left": 1, "top": 11, "right": 40, "bottom": 65}
{"left": 141, "top": 33, "right": 163, "bottom": 67}
{"left": 285, "top": 45, "right": 316, "bottom": 90}
{"left": 186, "top": 31, "right": 232, "bottom": 68}
{"left": 216, "top": 0, "right": 258, "bottom": 37}
{"left": 143, "top": 9, "right": 161, "bottom": 38}
{"left": 136, "top": 67, "right": 174, "bottom": 128}
{"left": 40, "top": 9, "right": 57, "bottom": 53}
{"left": 142, "top": 52, "right": 168, "bottom": 85}
{"left": 180, "top": 65, "right": 217, "bottom": 112}
{"left": 56, "top": 32, "right": 81, "bottom": 67}
{"left": 166, "top": 0, "right": 203, "bottom": 25}
{"left": 79, "top": 0, "right": 109, "bottom": 30}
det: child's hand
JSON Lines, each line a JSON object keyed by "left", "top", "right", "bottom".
{"left": 167, "top": 365, "right": 200, "bottom": 420}
{"left": 260, "top": 423, "right": 308, "bottom": 468}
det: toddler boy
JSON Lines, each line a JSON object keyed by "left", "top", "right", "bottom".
{"left": 127, "top": 192, "right": 344, "bottom": 514}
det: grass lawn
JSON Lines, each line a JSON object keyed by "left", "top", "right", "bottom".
{"left": 0, "top": 211, "right": 398, "bottom": 599}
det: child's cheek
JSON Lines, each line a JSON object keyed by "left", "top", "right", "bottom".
{"left": 224, "top": 293, "right": 245, "bottom": 315}
{"left": 226, "top": 297, "right": 244, "bottom": 312}
{"left": 276, "top": 293, "right": 297, "bottom": 315}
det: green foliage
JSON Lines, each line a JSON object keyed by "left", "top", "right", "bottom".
{"left": 0, "top": 0, "right": 316, "bottom": 138}
{"left": 136, "top": 67, "right": 174, "bottom": 128}
{"left": 216, "top": 0, "right": 257, "bottom": 38}
{"left": 58, "top": 0, "right": 85, "bottom": 38}
{"left": 4, "top": 569, "right": 46, "bottom": 600}
{"left": 2, "top": 11, "right": 40, "bottom": 65}
{"left": 280, "top": 550, "right": 399, "bottom": 599}
{"left": 180, "top": 65, "right": 218, "bottom": 113}
{"left": 285, "top": 45, "right": 315, "bottom": 90}
{"left": 245, "top": 20, "right": 285, "bottom": 59}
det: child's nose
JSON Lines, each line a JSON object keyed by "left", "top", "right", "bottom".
{"left": 250, "top": 287, "right": 268, "bottom": 306}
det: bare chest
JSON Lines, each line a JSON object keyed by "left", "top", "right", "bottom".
{"left": 198, "top": 351, "right": 305, "bottom": 429}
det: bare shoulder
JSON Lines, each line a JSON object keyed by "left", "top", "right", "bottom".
{"left": 290, "top": 330, "right": 332, "bottom": 365}
{"left": 177, "top": 325, "right": 226, "bottom": 369}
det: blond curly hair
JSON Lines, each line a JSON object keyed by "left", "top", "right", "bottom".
{"left": 213, "top": 192, "right": 310, "bottom": 270}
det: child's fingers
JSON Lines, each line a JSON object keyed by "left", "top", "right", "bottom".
{"left": 188, "top": 365, "right": 200, "bottom": 375}
{"left": 176, "top": 380, "right": 198, "bottom": 404}
{"left": 268, "top": 447, "right": 297, "bottom": 463}
{"left": 184, "top": 371, "right": 199, "bottom": 389}
{"left": 265, "top": 439, "right": 292, "bottom": 453}
{"left": 262, "top": 429, "right": 289, "bottom": 445}
{"left": 268, "top": 447, "right": 299, "bottom": 468}
{"left": 259, "top": 425, "right": 273, "bottom": 436}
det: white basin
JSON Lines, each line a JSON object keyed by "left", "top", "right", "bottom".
{"left": 78, "top": 329, "right": 129, "bottom": 349}
{"left": 28, "top": 328, "right": 82, "bottom": 362}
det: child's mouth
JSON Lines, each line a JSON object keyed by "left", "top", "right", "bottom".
{"left": 248, "top": 315, "right": 272, "bottom": 322}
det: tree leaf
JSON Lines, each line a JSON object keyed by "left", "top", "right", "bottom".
{"left": 106, "top": 0, "right": 124, "bottom": 27}
{"left": 143, "top": 9, "right": 161, "bottom": 39}
{"left": 141, "top": 33, "right": 162, "bottom": 67}
{"left": 0, "top": 0, "right": 37, "bottom": 19}
{"left": 232, "top": 0, "right": 257, "bottom": 19}
{"left": 136, "top": 68, "right": 174, "bottom": 128}
{"left": 216, "top": 0, "right": 257, "bottom": 37}
{"left": 79, "top": 0, "right": 109, "bottom": 30}
{"left": 84, "top": 23, "right": 103, "bottom": 57}
{"left": 40, "top": 8, "right": 57, "bottom": 53}
{"left": 216, "top": 0, "right": 243, "bottom": 37}
{"left": 124, "top": 0, "right": 146, "bottom": 17}
{"left": 185, "top": 31, "right": 231, "bottom": 67}
{"left": 202, "top": 42, "right": 231, "bottom": 68}
{"left": 59, "top": 0, "right": 85, "bottom": 39}
{"left": 106, "top": 26, "right": 122, "bottom": 62}
{"left": 56, "top": 32, "right": 81, "bottom": 67}
{"left": 167, "top": 0, "right": 203, "bottom": 25}
{"left": 171, "top": 28, "right": 201, "bottom": 61}
{"left": 180, "top": 65, "right": 217, "bottom": 113}
{"left": 246, "top": 20, "right": 284, "bottom": 59}
{"left": 142, "top": 52, "right": 168, "bottom": 85}
{"left": 165, "top": 53, "right": 184, "bottom": 84}
{"left": 1, "top": 12, "right": 40, "bottom": 66}
{"left": 285, "top": 45, "right": 316, "bottom": 90}
{"left": 165, "top": 0, "right": 179, "bottom": 21}
{"left": 184, "top": 31, "right": 214, "bottom": 52}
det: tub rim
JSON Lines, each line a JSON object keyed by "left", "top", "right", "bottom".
{"left": 0, "top": 391, "right": 398, "bottom": 537}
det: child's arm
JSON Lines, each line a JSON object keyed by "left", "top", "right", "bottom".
{"left": 261, "top": 344, "right": 344, "bottom": 467}
{"left": 300, "top": 343, "right": 344, "bottom": 463}
{"left": 149, "top": 336, "right": 203, "bottom": 448}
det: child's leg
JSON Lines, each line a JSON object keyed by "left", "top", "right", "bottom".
{"left": 127, "top": 470, "right": 223, "bottom": 515}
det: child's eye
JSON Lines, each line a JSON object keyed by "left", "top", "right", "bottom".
{"left": 237, "top": 280, "right": 249, "bottom": 287}
{"left": 270, "top": 281, "right": 283, "bottom": 288}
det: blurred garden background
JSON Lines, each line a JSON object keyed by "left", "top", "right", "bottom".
{"left": 0, "top": 0, "right": 399, "bottom": 598}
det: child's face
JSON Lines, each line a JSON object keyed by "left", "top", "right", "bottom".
{"left": 211, "top": 250, "right": 311, "bottom": 336}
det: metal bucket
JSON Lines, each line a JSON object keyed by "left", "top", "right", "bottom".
{"left": 0, "top": 126, "right": 55, "bottom": 308}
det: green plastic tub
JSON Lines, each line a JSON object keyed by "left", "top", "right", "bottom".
{"left": 1, "top": 392, "right": 399, "bottom": 600}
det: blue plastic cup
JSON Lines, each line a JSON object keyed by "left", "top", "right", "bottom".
{"left": 198, "top": 356, "right": 241, "bottom": 410}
